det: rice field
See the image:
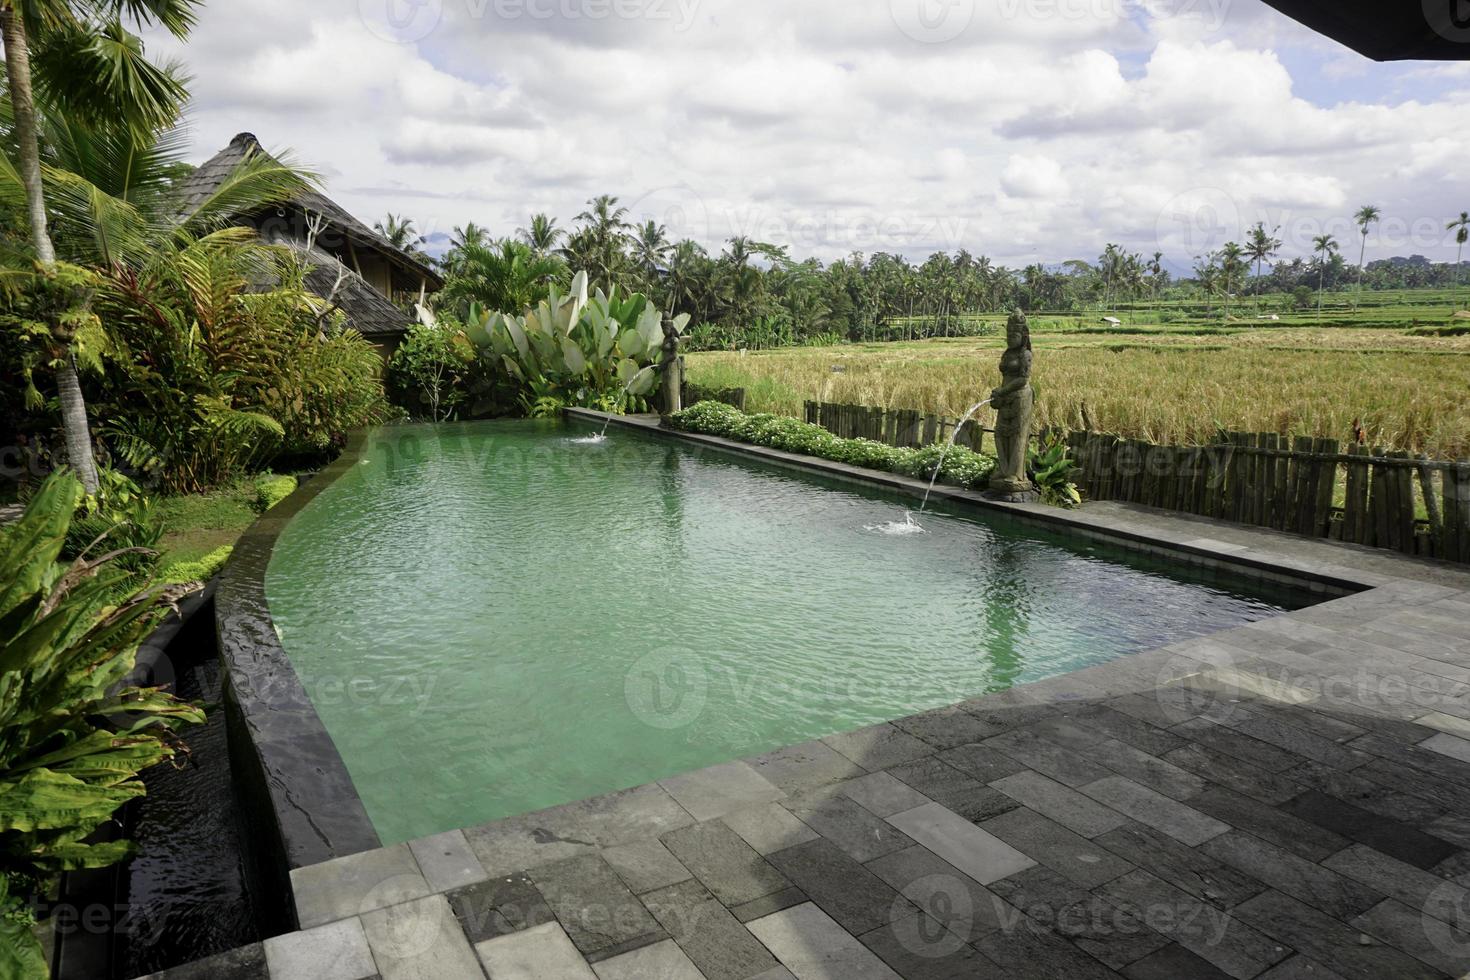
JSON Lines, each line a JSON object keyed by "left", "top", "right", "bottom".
{"left": 686, "top": 325, "right": 1470, "bottom": 459}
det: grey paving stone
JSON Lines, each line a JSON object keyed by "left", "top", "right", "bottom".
{"left": 139, "top": 945, "right": 268, "bottom": 980}
{"left": 1098, "top": 870, "right": 1288, "bottom": 980}
{"left": 864, "top": 844, "right": 1007, "bottom": 942}
{"left": 474, "top": 921, "right": 597, "bottom": 979}
{"left": 1281, "top": 760, "right": 1447, "bottom": 826}
{"left": 857, "top": 911, "right": 995, "bottom": 979}
{"left": 465, "top": 783, "right": 692, "bottom": 876}
{"left": 1162, "top": 742, "right": 1304, "bottom": 805}
{"left": 1347, "top": 731, "right": 1470, "bottom": 787}
{"left": 1324, "top": 842, "right": 1470, "bottom": 924}
{"left": 1121, "top": 943, "right": 1235, "bottom": 980}
{"left": 1060, "top": 702, "right": 1187, "bottom": 757}
{"left": 783, "top": 793, "right": 914, "bottom": 862}
{"left": 887, "top": 755, "right": 1020, "bottom": 822}
{"left": 657, "top": 760, "right": 785, "bottom": 821}
{"left": 887, "top": 801, "right": 1036, "bottom": 885}
{"left": 1079, "top": 775, "right": 1229, "bottom": 847}
{"left": 263, "top": 918, "right": 376, "bottom": 980}
{"left": 1034, "top": 720, "right": 1206, "bottom": 800}
{"left": 1187, "top": 786, "right": 1347, "bottom": 860}
{"left": 602, "top": 838, "right": 693, "bottom": 895}
{"left": 1420, "top": 730, "right": 1470, "bottom": 764}
{"left": 933, "top": 742, "right": 1029, "bottom": 784}
{"left": 1050, "top": 892, "right": 1172, "bottom": 971}
{"left": 719, "top": 802, "right": 819, "bottom": 855}
{"left": 1278, "top": 789, "right": 1458, "bottom": 869}
{"left": 979, "top": 807, "right": 1136, "bottom": 889}
{"left": 591, "top": 938, "right": 704, "bottom": 980}
{"left": 839, "top": 771, "right": 930, "bottom": 817}
{"left": 1253, "top": 954, "right": 1348, "bottom": 979}
{"left": 890, "top": 704, "right": 1006, "bottom": 749}
{"left": 1222, "top": 709, "right": 1371, "bottom": 770}
{"left": 971, "top": 916, "right": 1119, "bottom": 980}
{"left": 1169, "top": 717, "right": 1305, "bottom": 772}
{"left": 729, "top": 885, "right": 808, "bottom": 923}
{"left": 407, "top": 830, "right": 490, "bottom": 894}
{"left": 661, "top": 819, "right": 788, "bottom": 907}
{"left": 1198, "top": 831, "right": 1381, "bottom": 919}
{"left": 1356, "top": 755, "right": 1470, "bottom": 814}
{"left": 983, "top": 727, "right": 1114, "bottom": 787}
{"left": 747, "top": 740, "right": 864, "bottom": 794}
{"left": 447, "top": 871, "right": 556, "bottom": 943}
{"left": 986, "top": 864, "right": 1089, "bottom": 914}
{"left": 361, "top": 894, "right": 484, "bottom": 980}
{"left": 1108, "top": 692, "right": 1195, "bottom": 731}
{"left": 1234, "top": 888, "right": 1442, "bottom": 980}
{"left": 959, "top": 696, "right": 1057, "bottom": 734}
{"left": 765, "top": 837, "right": 912, "bottom": 934}
{"left": 531, "top": 853, "right": 664, "bottom": 956}
{"left": 747, "top": 903, "right": 900, "bottom": 979}
{"left": 1351, "top": 897, "right": 1470, "bottom": 978}
{"left": 821, "top": 722, "right": 934, "bottom": 771}
{"left": 640, "top": 879, "right": 779, "bottom": 980}
{"left": 990, "top": 771, "right": 1131, "bottom": 838}
{"left": 291, "top": 843, "right": 434, "bottom": 929}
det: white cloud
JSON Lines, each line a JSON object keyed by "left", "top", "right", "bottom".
{"left": 143, "top": 0, "right": 1470, "bottom": 269}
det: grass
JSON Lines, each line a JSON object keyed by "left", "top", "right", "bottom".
{"left": 687, "top": 306, "right": 1470, "bottom": 459}
{"left": 152, "top": 473, "right": 298, "bottom": 582}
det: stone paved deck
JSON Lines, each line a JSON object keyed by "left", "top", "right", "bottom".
{"left": 145, "top": 499, "right": 1470, "bottom": 980}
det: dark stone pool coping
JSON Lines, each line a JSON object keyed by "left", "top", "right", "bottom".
{"left": 214, "top": 432, "right": 381, "bottom": 884}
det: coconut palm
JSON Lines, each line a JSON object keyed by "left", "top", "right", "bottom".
{"left": 517, "top": 213, "right": 561, "bottom": 256}
{"left": 571, "top": 195, "right": 630, "bottom": 290}
{"left": 436, "top": 238, "right": 565, "bottom": 319}
{"left": 1353, "top": 204, "right": 1380, "bottom": 310}
{"left": 631, "top": 219, "right": 670, "bottom": 290}
{"left": 1449, "top": 211, "right": 1469, "bottom": 308}
{"left": 1312, "top": 233, "right": 1339, "bottom": 317}
{"left": 1243, "top": 222, "right": 1282, "bottom": 314}
{"left": 374, "top": 212, "right": 426, "bottom": 257}
{"left": 1, "top": 0, "right": 200, "bottom": 492}
{"left": 1219, "top": 242, "right": 1247, "bottom": 321}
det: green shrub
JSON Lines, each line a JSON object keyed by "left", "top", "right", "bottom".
{"left": 255, "top": 475, "right": 298, "bottom": 513}
{"left": 156, "top": 544, "right": 234, "bottom": 585}
{"left": 387, "top": 318, "right": 478, "bottom": 421}
{"left": 0, "top": 474, "right": 205, "bottom": 975}
{"left": 670, "top": 401, "right": 996, "bottom": 490}
{"left": 60, "top": 468, "right": 162, "bottom": 581}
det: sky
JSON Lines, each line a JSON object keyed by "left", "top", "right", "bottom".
{"left": 144, "top": 0, "right": 1470, "bottom": 271}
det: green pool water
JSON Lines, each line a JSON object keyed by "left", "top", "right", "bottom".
{"left": 265, "top": 419, "right": 1308, "bottom": 845}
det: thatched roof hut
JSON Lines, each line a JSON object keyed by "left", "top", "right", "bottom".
{"left": 178, "top": 133, "right": 443, "bottom": 347}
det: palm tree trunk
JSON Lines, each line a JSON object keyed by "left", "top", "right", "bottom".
{"left": 1318, "top": 258, "right": 1325, "bottom": 318}
{"left": 1356, "top": 234, "right": 1367, "bottom": 311}
{"left": 2, "top": 8, "right": 100, "bottom": 494}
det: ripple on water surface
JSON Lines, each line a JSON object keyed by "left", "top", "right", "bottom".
{"left": 265, "top": 418, "right": 1305, "bottom": 844}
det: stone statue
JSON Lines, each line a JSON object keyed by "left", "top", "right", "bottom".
{"left": 659, "top": 312, "right": 684, "bottom": 420}
{"left": 987, "top": 309, "right": 1038, "bottom": 501}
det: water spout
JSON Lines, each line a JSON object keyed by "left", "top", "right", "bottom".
{"left": 917, "top": 398, "right": 993, "bottom": 514}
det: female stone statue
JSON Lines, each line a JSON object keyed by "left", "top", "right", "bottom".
{"left": 988, "top": 310, "right": 1038, "bottom": 500}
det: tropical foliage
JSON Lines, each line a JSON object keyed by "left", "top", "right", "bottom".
{"left": 387, "top": 318, "right": 477, "bottom": 422}
{"left": 669, "top": 400, "right": 997, "bottom": 490}
{"left": 463, "top": 270, "right": 688, "bottom": 416}
{"left": 0, "top": 473, "right": 204, "bottom": 978}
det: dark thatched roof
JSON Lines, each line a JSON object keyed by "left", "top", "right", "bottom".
{"left": 284, "top": 241, "right": 416, "bottom": 339}
{"left": 1258, "top": 1, "right": 1470, "bottom": 60}
{"left": 178, "top": 133, "right": 444, "bottom": 291}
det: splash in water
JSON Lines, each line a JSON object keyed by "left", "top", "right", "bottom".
{"left": 865, "top": 511, "right": 928, "bottom": 535}
{"left": 569, "top": 434, "right": 607, "bottom": 445}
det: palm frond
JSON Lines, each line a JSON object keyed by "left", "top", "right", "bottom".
{"left": 176, "top": 150, "right": 317, "bottom": 240}
{"left": 42, "top": 165, "right": 150, "bottom": 268}
{"left": 31, "top": 19, "right": 190, "bottom": 136}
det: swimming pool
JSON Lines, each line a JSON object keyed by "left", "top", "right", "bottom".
{"left": 265, "top": 419, "right": 1309, "bottom": 844}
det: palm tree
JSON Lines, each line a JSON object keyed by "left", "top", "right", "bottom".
{"left": 1242, "top": 222, "right": 1282, "bottom": 314}
{"left": 375, "top": 212, "right": 426, "bottom": 256}
{"left": 1193, "top": 253, "right": 1220, "bottom": 320}
{"left": 1312, "top": 233, "right": 1339, "bottom": 317}
{"left": 517, "top": 213, "right": 561, "bottom": 256}
{"left": 1, "top": 0, "right": 198, "bottom": 493}
{"left": 1449, "top": 211, "right": 1469, "bottom": 308}
{"left": 1353, "top": 204, "right": 1381, "bottom": 310}
{"left": 452, "top": 222, "right": 487, "bottom": 250}
{"left": 631, "top": 219, "right": 670, "bottom": 290}
{"left": 1219, "top": 242, "right": 1246, "bottom": 321}
{"left": 571, "top": 195, "right": 630, "bottom": 289}
{"left": 436, "top": 238, "right": 566, "bottom": 317}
